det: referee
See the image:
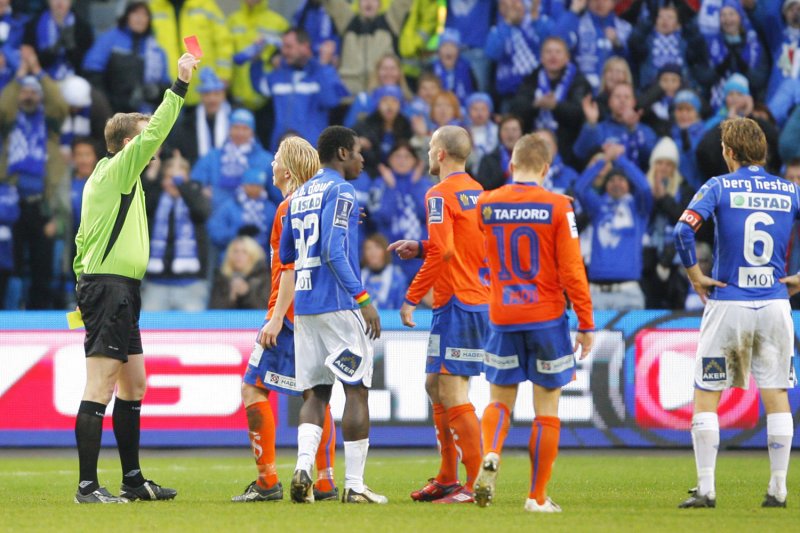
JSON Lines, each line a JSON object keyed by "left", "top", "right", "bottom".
{"left": 72, "top": 53, "right": 199, "bottom": 504}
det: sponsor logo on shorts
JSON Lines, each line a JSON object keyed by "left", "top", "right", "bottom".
{"left": 536, "top": 354, "right": 574, "bottom": 374}
{"left": 426, "top": 334, "right": 441, "bottom": 357}
{"left": 484, "top": 352, "right": 520, "bottom": 369}
{"left": 428, "top": 197, "right": 444, "bottom": 224}
{"left": 332, "top": 350, "right": 361, "bottom": 377}
{"left": 730, "top": 192, "right": 791, "bottom": 212}
{"left": 738, "top": 266, "right": 774, "bottom": 288}
{"left": 248, "top": 344, "right": 264, "bottom": 367}
{"left": 333, "top": 197, "right": 353, "bottom": 228}
{"left": 445, "top": 347, "right": 484, "bottom": 361}
{"left": 702, "top": 357, "right": 727, "bottom": 382}
{"left": 265, "top": 371, "right": 298, "bottom": 391}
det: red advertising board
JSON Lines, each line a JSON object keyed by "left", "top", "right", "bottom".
{"left": 634, "top": 329, "right": 760, "bottom": 430}
{"left": 0, "top": 331, "right": 269, "bottom": 431}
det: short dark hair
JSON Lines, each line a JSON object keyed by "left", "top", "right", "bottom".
{"left": 317, "top": 126, "right": 357, "bottom": 163}
{"left": 285, "top": 27, "right": 311, "bottom": 45}
{"left": 118, "top": 1, "right": 152, "bottom": 33}
{"left": 787, "top": 157, "right": 800, "bottom": 168}
{"left": 72, "top": 136, "right": 101, "bottom": 159}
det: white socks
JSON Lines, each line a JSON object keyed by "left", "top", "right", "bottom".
{"left": 691, "top": 412, "right": 719, "bottom": 497}
{"left": 767, "top": 412, "right": 793, "bottom": 501}
{"left": 344, "top": 438, "right": 369, "bottom": 492}
{"left": 295, "top": 423, "right": 323, "bottom": 474}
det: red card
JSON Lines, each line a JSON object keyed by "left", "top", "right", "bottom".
{"left": 183, "top": 35, "right": 203, "bottom": 58}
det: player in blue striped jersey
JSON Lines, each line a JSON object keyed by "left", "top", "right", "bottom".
{"left": 674, "top": 118, "right": 798, "bottom": 509}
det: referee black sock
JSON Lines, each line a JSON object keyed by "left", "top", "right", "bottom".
{"left": 75, "top": 401, "right": 106, "bottom": 495}
{"left": 113, "top": 398, "right": 146, "bottom": 487}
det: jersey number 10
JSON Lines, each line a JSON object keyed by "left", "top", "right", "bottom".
{"left": 491, "top": 226, "right": 540, "bottom": 281}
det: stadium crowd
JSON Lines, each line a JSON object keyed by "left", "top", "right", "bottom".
{"left": 3, "top": 0, "right": 800, "bottom": 312}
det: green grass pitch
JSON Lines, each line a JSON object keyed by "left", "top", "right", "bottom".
{"left": 0, "top": 449, "right": 796, "bottom": 532}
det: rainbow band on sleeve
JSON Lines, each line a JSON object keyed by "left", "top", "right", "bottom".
{"left": 355, "top": 291, "right": 372, "bottom": 308}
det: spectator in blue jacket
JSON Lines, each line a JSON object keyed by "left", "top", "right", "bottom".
{"left": 770, "top": 78, "right": 800, "bottom": 162}
{"left": 670, "top": 89, "right": 706, "bottom": 190}
{"left": 292, "top": 0, "right": 340, "bottom": 65}
{"left": 444, "top": 0, "right": 497, "bottom": 92}
{"left": 81, "top": 1, "right": 169, "bottom": 113}
{"left": 0, "top": 0, "right": 27, "bottom": 92}
{"left": 191, "top": 108, "right": 279, "bottom": 211}
{"left": 354, "top": 84, "right": 413, "bottom": 177}
{"left": 575, "top": 143, "right": 652, "bottom": 310}
{"left": 0, "top": 182, "right": 19, "bottom": 308}
{"left": 749, "top": 0, "right": 800, "bottom": 100}
{"left": 703, "top": 72, "right": 753, "bottom": 131}
{"left": 466, "top": 92, "right": 498, "bottom": 172}
{"left": 250, "top": 27, "right": 346, "bottom": 150}
{"left": 428, "top": 29, "right": 475, "bottom": 106}
{"left": 343, "top": 53, "right": 413, "bottom": 128}
{"left": 535, "top": 128, "right": 580, "bottom": 196}
{"left": 555, "top": 0, "right": 633, "bottom": 92}
{"left": 701, "top": 0, "right": 767, "bottom": 107}
{"left": 360, "top": 232, "right": 408, "bottom": 310}
{"left": 368, "top": 141, "right": 431, "bottom": 282}
{"left": 574, "top": 81, "right": 657, "bottom": 168}
{"left": 629, "top": 3, "right": 701, "bottom": 89}
{"left": 207, "top": 166, "right": 277, "bottom": 254}
{"left": 22, "top": 0, "right": 93, "bottom": 80}
{"left": 486, "top": 0, "right": 555, "bottom": 102}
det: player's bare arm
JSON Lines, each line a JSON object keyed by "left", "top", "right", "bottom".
{"left": 360, "top": 302, "right": 381, "bottom": 339}
{"left": 573, "top": 332, "right": 595, "bottom": 360}
{"left": 778, "top": 273, "right": 800, "bottom": 296}
{"left": 685, "top": 263, "right": 727, "bottom": 304}
{"left": 400, "top": 301, "right": 416, "bottom": 328}
{"left": 388, "top": 240, "right": 421, "bottom": 261}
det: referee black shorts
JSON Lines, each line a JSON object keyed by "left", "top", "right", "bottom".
{"left": 76, "top": 274, "right": 143, "bottom": 362}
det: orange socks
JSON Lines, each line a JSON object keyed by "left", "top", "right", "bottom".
{"left": 529, "top": 416, "right": 560, "bottom": 504}
{"left": 433, "top": 403, "right": 459, "bottom": 484}
{"left": 315, "top": 405, "right": 337, "bottom": 492}
{"left": 245, "top": 401, "right": 278, "bottom": 489}
{"left": 447, "top": 403, "right": 482, "bottom": 491}
{"left": 481, "top": 401, "right": 510, "bottom": 455}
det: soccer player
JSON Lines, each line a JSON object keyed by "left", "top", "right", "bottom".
{"left": 674, "top": 117, "right": 798, "bottom": 509}
{"left": 389, "top": 126, "right": 489, "bottom": 504}
{"left": 279, "top": 126, "right": 385, "bottom": 504}
{"left": 232, "top": 136, "right": 338, "bottom": 503}
{"left": 71, "top": 53, "right": 199, "bottom": 503}
{"left": 473, "top": 134, "right": 595, "bottom": 513}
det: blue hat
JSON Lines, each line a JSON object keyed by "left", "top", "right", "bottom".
{"left": 197, "top": 67, "right": 225, "bottom": 94}
{"left": 439, "top": 28, "right": 461, "bottom": 48}
{"left": 242, "top": 167, "right": 266, "bottom": 186}
{"left": 230, "top": 108, "right": 256, "bottom": 130}
{"left": 723, "top": 73, "right": 750, "bottom": 96}
{"left": 658, "top": 63, "right": 682, "bottom": 77}
{"left": 372, "top": 84, "right": 404, "bottom": 103}
{"left": 465, "top": 92, "right": 493, "bottom": 113}
{"left": 19, "top": 75, "right": 42, "bottom": 95}
{"left": 674, "top": 89, "right": 701, "bottom": 112}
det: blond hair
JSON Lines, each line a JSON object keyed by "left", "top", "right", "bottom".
{"left": 511, "top": 134, "right": 551, "bottom": 174}
{"left": 278, "top": 136, "right": 321, "bottom": 192}
{"left": 601, "top": 56, "right": 633, "bottom": 94}
{"left": 721, "top": 117, "right": 767, "bottom": 166}
{"left": 104, "top": 112, "right": 150, "bottom": 153}
{"left": 221, "top": 236, "right": 265, "bottom": 277}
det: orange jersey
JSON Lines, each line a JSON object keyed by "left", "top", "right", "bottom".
{"left": 477, "top": 183, "right": 594, "bottom": 331}
{"left": 406, "top": 172, "right": 489, "bottom": 309}
{"left": 267, "top": 196, "right": 294, "bottom": 323}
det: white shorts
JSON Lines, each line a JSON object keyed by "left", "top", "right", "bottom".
{"left": 695, "top": 300, "right": 796, "bottom": 391}
{"left": 294, "top": 309, "right": 374, "bottom": 390}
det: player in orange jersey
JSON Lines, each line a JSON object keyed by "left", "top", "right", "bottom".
{"left": 474, "top": 134, "right": 595, "bottom": 513}
{"left": 389, "top": 126, "right": 490, "bottom": 504}
{"left": 232, "top": 136, "right": 338, "bottom": 503}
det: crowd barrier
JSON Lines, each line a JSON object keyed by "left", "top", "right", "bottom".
{"left": 1, "top": 310, "right": 799, "bottom": 448}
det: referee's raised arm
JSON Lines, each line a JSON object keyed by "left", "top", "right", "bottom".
{"left": 102, "top": 53, "right": 201, "bottom": 191}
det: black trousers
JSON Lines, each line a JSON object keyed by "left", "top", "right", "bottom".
{"left": 13, "top": 199, "right": 54, "bottom": 310}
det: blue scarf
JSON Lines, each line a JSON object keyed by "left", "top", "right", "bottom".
{"left": 388, "top": 171, "right": 424, "bottom": 240}
{"left": 534, "top": 63, "right": 577, "bottom": 131}
{"left": 8, "top": 108, "right": 47, "bottom": 197}
{"left": 432, "top": 58, "right": 474, "bottom": 103}
{"left": 139, "top": 34, "right": 166, "bottom": 85}
{"left": 147, "top": 191, "right": 200, "bottom": 275}
{"left": 71, "top": 177, "right": 86, "bottom": 230}
{"left": 575, "top": 12, "right": 631, "bottom": 91}
{"left": 238, "top": 187, "right": 269, "bottom": 250}
{"left": 219, "top": 140, "right": 252, "bottom": 192}
{"left": 543, "top": 154, "right": 565, "bottom": 191}
{"left": 651, "top": 31, "right": 683, "bottom": 70}
{"left": 706, "top": 31, "right": 761, "bottom": 108}
{"left": 36, "top": 10, "right": 75, "bottom": 80}
{"left": 60, "top": 106, "right": 91, "bottom": 148}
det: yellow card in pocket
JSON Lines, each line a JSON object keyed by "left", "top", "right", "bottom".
{"left": 66, "top": 310, "right": 84, "bottom": 329}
